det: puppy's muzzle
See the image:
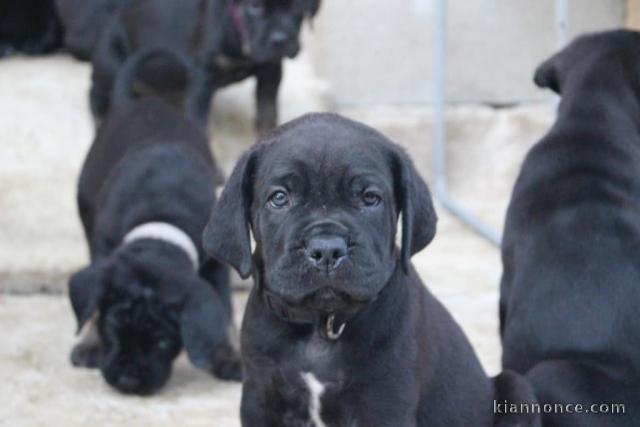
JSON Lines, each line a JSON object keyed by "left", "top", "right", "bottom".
{"left": 305, "top": 235, "right": 348, "bottom": 272}
{"left": 116, "top": 374, "right": 142, "bottom": 394}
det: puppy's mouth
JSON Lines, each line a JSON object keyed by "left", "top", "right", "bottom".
{"left": 302, "top": 287, "right": 370, "bottom": 312}
{"left": 246, "top": 41, "right": 300, "bottom": 62}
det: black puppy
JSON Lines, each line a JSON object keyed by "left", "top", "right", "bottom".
{"left": 90, "top": 0, "right": 320, "bottom": 132}
{"left": 500, "top": 30, "right": 640, "bottom": 426}
{"left": 55, "top": 0, "right": 127, "bottom": 61}
{"left": 69, "top": 56, "right": 240, "bottom": 395}
{"left": 204, "top": 113, "right": 539, "bottom": 426}
{"left": 0, "top": 0, "right": 62, "bottom": 57}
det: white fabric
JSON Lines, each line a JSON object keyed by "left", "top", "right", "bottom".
{"left": 123, "top": 222, "right": 199, "bottom": 270}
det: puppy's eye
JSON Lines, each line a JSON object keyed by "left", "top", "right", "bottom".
{"left": 362, "top": 190, "right": 382, "bottom": 207}
{"left": 268, "top": 190, "right": 290, "bottom": 209}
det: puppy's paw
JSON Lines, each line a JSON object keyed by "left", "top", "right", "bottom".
{"left": 493, "top": 370, "right": 541, "bottom": 427}
{"left": 70, "top": 343, "right": 101, "bottom": 368}
{"left": 210, "top": 346, "right": 243, "bottom": 382}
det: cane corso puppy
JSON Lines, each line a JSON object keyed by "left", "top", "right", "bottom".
{"left": 68, "top": 63, "right": 240, "bottom": 395}
{"left": 204, "top": 113, "right": 539, "bottom": 426}
{"left": 0, "top": 0, "right": 62, "bottom": 57}
{"left": 90, "top": 0, "right": 320, "bottom": 132}
{"left": 55, "top": 0, "right": 127, "bottom": 61}
{"left": 500, "top": 30, "right": 640, "bottom": 426}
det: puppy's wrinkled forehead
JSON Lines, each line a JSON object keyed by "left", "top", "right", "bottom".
{"left": 256, "top": 120, "right": 393, "bottom": 190}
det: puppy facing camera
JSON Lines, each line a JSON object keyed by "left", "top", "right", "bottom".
{"left": 203, "top": 113, "right": 539, "bottom": 426}
{"left": 232, "top": 0, "right": 321, "bottom": 63}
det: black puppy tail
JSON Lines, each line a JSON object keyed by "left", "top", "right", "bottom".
{"left": 111, "top": 47, "right": 192, "bottom": 111}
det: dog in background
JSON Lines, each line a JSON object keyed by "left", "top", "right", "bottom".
{"left": 55, "top": 0, "right": 127, "bottom": 61}
{"left": 204, "top": 113, "right": 539, "bottom": 426}
{"left": 90, "top": 0, "right": 320, "bottom": 133}
{"left": 69, "top": 49, "right": 240, "bottom": 395}
{"left": 0, "top": 0, "right": 62, "bottom": 57}
{"left": 500, "top": 30, "right": 640, "bottom": 426}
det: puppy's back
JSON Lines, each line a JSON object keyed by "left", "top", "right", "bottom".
{"left": 78, "top": 99, "right": 215, "bottom": 219}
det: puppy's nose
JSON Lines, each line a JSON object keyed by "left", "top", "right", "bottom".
{"left": 117, "top": 374, "right": 140, "bottom": 392}
{"left": 305, "top": 236, "right": 348, "bottom": 271}
{"left": 270, "top": 30, "right": 288, "bottom": 44}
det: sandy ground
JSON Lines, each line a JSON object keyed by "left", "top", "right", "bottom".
{"left": 0, "top": 52, "right": 555, "bottom": 425}
{"left": 0, "top": 211, "right": 501, "bottom": 427}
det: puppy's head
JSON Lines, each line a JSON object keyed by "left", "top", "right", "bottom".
{"left": 69, "top": 241, "right": 226, "bottom": 395}
{"left": 534, "top": 29, "right": 640, "bottom": 96}
{"left": 238, "top": 0, "right": 320, "bottom": 63}
{"left": 204, "top": 113, "right": 436, "bottom": 315}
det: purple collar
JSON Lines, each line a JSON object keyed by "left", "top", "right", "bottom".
{"left": 230, "top": 0, "right": 247, "bottom": 45}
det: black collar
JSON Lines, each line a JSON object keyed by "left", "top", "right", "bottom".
{"left": 263, "top": 290, "right": 315, "bottom": 324}
{"left": 262, "top": 290, "right": 355, "bottom": 340}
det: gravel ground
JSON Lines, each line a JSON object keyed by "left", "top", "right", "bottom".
{"left": 0, "top": 51, "right": 554, "bottom": 425}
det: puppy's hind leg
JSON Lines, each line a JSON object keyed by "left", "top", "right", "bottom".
{"left": 89, "top": 19, "right": 127, "bottom": 124}
{"left": 255, "top": 62, "right": 282, "bottom": 136}
{"left": 185, "top": 68, "right": 216, "bottom": 130}
{"left": 70, "top": 318, "right": 102, "bottom": 368}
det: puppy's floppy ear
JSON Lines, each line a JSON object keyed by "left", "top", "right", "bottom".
{"left": 180, "top": 278, "right": 230, "bottom": 370}
{"left": 391, "top": 147, "right": 437, "bottom": 274}
{"left": 533, "top": 55, "right": 560, "bottom": 94}
{"left": 203, "top": 148, "right": 258, "bottom": 279}
{"left": 68, "top": 260, "right": 109, "bottom": 333}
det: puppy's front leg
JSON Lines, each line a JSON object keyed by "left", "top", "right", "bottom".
{"left": 186, "top": 67, "right": 216, "bottom": 129}
{"left": 70, "top": 318, "right": 101, "bottom": 368}
{"left": 240, "top": 380, "right": 273, "bottom": 427}
{"left": 255, "top": 62, "right": 282, "bottom": 136}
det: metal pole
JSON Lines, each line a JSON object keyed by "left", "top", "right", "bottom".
{"left": 555, "top": 0, "right": 569, "bottom": 49}
{"left": 554, "top": 0, "right": 569, "bottom": 108}
{"left": 431, "top": 0, "right": 568, "bottom": 247}
{"left": 432, "top": 0, "right": 502, "bottom": 246}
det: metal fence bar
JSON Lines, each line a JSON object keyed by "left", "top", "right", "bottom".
{"left": 432, "top": 0, "right": 502, "bottom": 246}
{"left": 431, "top": 0, "right": 569, "bottom": 247}
{"left": 555, "top": 0, "right": 569, "bottom": 48}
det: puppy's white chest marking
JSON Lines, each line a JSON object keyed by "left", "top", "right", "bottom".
{"left": 301, "top": 372, "right": 327, "bottom": 427}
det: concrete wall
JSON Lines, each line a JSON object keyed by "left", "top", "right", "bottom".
{"left": 309, "top": 0, "right": 626, "bottom": 106}
{"left": 628, "top": 0, "right": 640, "bottom": 26}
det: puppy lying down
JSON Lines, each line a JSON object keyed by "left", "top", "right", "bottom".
{"left": 204, "top": 113, "right": 539, "bottom": 426}
{"left": 68, "top": 93, "right": 240, "bottom": 394}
